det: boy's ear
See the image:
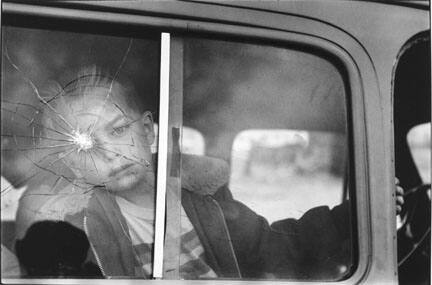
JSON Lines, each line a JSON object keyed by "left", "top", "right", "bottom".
{"left": 140, "top": 111, "right": 155, "bottom": 145}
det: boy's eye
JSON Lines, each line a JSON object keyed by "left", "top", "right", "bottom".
{"left": 111, "top": 125, "right": 129, "bottom": 136}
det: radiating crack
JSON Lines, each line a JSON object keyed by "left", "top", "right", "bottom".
{"left": 89, "top": 39, "right": 133, "bottom": 136}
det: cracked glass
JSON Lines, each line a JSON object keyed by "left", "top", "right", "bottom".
{"left": 1, "top": 26, "right": 161, "bottom": 278}
{"left": 1, "top": 25, "right": 356, "bottom": 281}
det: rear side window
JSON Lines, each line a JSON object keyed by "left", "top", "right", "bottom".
{"left": 180, "top": 37, "right": 355, "bottom": 280}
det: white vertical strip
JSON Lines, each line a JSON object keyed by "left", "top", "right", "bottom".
{"left": 153, "top": 32, "right": 170, "bottom": 279}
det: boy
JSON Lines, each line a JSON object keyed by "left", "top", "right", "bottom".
{"left": 15, "top": 68, "right": 404, "bottom": 280}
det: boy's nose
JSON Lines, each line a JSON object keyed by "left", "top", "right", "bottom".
{"left": 103, "top": 149, "right": 121, "bottom": 161}
{"left": 101, "top": 146, "right": 122, "bottom": 162}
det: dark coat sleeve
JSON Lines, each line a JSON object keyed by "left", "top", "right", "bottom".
{"left": 213, "top": 185, "right": 353, "bottom": 280}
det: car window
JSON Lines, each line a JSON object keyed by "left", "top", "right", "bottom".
{"left": 179, "top": 36, "right": 355, "bottom": 281}
{"left": 393, "top": 35, "right": 430, "bottom": 190}
{"left": 392, "top": 34, "right": 430, "bottom": 285}
{"left": 1, "top": 25, "right": 356, "bottom": 282}
{"left": 1, "top": 25, "right": 161, "bottom": 279}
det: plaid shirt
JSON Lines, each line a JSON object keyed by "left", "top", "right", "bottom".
{"left": 115, "top": 196, "right": 216, "bottom": 279}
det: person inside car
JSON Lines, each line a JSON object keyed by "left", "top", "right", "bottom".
{"left": 15, "top": 67, "right": 404, "bottom": 279}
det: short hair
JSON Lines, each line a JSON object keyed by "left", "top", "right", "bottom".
{"left": 44, "top": 66, "right": 153, "bottom": 116}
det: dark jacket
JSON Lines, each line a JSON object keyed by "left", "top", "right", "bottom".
{"left": 66, "top": 185, "right": 352, "bottom": 280}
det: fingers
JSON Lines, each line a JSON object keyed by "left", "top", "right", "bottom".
{"left": 396, "top": 184, "right": 404, "bottom": 196}
{"left": 395, "top": 177, "right": 404, "bottom": 215}
{"left": 396, "top": 193, "right": 404, "bottom": 206}
{"left": 396, "top": 204, "right": 402, "bottom": 215}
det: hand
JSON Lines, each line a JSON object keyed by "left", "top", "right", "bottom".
{"left": 395, "top": 177, "right": 404, "bottom": 215}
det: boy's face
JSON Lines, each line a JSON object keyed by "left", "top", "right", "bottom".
{"left": 49, "top": 83, "right": 155, "bottom": 193}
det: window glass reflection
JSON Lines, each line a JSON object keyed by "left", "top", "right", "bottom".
{"left": 181, "top": 37, "right": 354, "bottom": 280}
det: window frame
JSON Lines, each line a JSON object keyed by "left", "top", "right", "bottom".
{"left": 1, "top": 1, "right": 396, "bottom": 284}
